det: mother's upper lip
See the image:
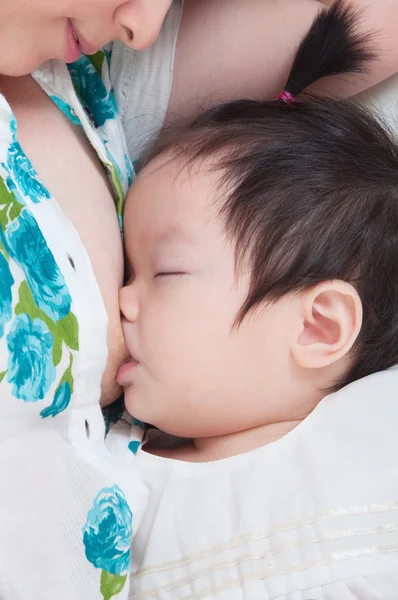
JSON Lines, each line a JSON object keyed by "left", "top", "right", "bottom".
{"left": 70, "top": 20, "right": 100, "bottom": 55}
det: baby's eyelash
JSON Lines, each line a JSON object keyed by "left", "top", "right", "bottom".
{"left": 154, "top": 272, "right": 185, "bottom": 278}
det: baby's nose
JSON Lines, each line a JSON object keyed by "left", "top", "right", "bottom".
{"left": 119, "top": 284, "right": 139, "bottom": 323}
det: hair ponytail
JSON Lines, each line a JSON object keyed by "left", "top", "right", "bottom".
{"left": 282, "top": 0, "right": 376, "bottom": 99}
{"left": 142, "top": 0, "right": 380, "bottom": 167}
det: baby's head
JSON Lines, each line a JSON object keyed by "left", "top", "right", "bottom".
{"left": 119, "top": 2, "right": 398, "bottom": 440}
{"left": 119, "top": 100, "right": 398, "bottom": 438}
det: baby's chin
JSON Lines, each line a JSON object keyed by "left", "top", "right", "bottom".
{"left": 123, "top": 385, "right": 160, "bottom": 427}
{"left": 123, "top": 386, "right": 140, "bottom": 418}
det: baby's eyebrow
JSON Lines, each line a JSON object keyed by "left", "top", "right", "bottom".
{"left": 150, "top": 224, "right": 193, "bottom": 246}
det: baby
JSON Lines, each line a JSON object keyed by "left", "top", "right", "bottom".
{"left": 116, "top": 2, "right": 398, "bottom": 597}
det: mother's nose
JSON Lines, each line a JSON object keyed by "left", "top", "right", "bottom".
{"left": 115, "top": 0, "right": 173, "bottom": 50}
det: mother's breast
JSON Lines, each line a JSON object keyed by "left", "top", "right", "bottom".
{"left": 3, "top": 74, "right": 128, "bottom": 405}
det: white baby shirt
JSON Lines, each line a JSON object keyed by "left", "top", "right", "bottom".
{"left": 126, "top": 368, "right": 398, "bottom": 600}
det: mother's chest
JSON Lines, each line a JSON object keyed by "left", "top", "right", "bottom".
{"left": 8, "top": 76, "right": 124, "bottom": 302}
{"left": 0, "top": 74, "right": 127, "bottom": 408}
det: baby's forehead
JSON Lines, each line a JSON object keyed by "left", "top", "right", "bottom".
{"left": 125, "top": 153, "right": 223, "bottom": 234}
{"left": 143, "top": 223, "right": 197, "bottom": 249}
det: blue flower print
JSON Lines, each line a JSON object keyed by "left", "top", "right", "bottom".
{"left": 68, "top": 56, "right": 118, "bottom": 128}
{"left": 7, "top": 314, "right": 56, "bottom": 401}
{"left": 2, "top": 210, "right": 72, "bottom": 321}
{"left": 83, "top": 485, "right": 133, "bottom": 576}
{"left": 105, "top": 144, "right": 123, "bottom": 182}
{"left": 50, "top": 96, "right": 81, "bottom": 126}
{"left": 9, "top": 114, "right": 17, "bottom": 139}
{"left": 40, "top": 381, "right": 71, "bottom": 419}
{"left": 0, "top": 252, "right": 14, "bottom": 338}
{"left": 125, "top": 155, "right": 134, "bottom": 189}
{"left": 5, "top": 142, "right": 51, "bottom": 204}
{"left": 128, "top": 441, "right": 140, "bottom": 455}
{"left": 5, "top": 175, "right": 25, "bottom": 206}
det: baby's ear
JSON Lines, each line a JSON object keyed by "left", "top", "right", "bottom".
{"left": 291, "top": 281, "right": 362, "bottom": 369}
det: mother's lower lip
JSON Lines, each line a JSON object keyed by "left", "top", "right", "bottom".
{"left": 65, "top": 19, "right": 81, "bottom": 63}
{"left": 117, "top": 357, "right": 139, "bottom": 385}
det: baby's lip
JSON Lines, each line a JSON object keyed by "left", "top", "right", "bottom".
{"left": 117, "top": 355, "right": 139, "bottom": 385}
{"left": 122, "top": 342, "right": 140, "bottom": 365}
{"left": 123, "top": 353, "right": 139, "bottom": 366}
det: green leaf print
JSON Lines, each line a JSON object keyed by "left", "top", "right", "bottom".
{"left": 16, "top": 280, "right": 64, "bottom": 365}
{"left": 107, "top": 164, "right": 124, "bottom": 218}
{"left": 0, "top": 178, "right": 23, "bottom": 231}
{"left": 0, "top": 239, "right": 9, "bottom": 260}
{"left": 58, "top": 311, "right": 79, "bottom": 351}
{"left": 15, "top": 281, "right": 56, "bottom": 329}
{"left": 52, "top": 334, "right": 63, "bottom": 367}
{"left": 15, "top": 281, "right": 79, "bottom": 355}
{"left": 8, "top": 197, "right": 23, "bottom": 222}
{"left": 100, "top": 571, "right": 128, "bottom": 600}
{"left": 59, "top": 352, "right": 74, "bottom": 392}
{"left": 0, "top": 371, "right": 7, "bottom": 384}
{"left": 89, "top": 51, "right": 105, "bottom": 77}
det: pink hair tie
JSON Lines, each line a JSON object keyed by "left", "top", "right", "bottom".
{"left": 278, "top": 90, "right": 295, "bottom": 105}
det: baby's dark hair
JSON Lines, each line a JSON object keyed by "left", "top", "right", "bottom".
{"left": 143, "top": 0, "right": 398, "bottom": 389}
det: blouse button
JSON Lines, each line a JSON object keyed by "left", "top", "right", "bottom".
{"left": 67, "top": 255, "right": 76, "bottom": 270}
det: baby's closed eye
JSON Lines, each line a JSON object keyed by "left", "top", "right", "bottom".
{"left": 153, "top": 272, "right": 187, "bottom": 279}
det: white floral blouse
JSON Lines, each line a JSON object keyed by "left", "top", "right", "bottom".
{"left": 0, "top": 52, "right": 147, "bottom": 600}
